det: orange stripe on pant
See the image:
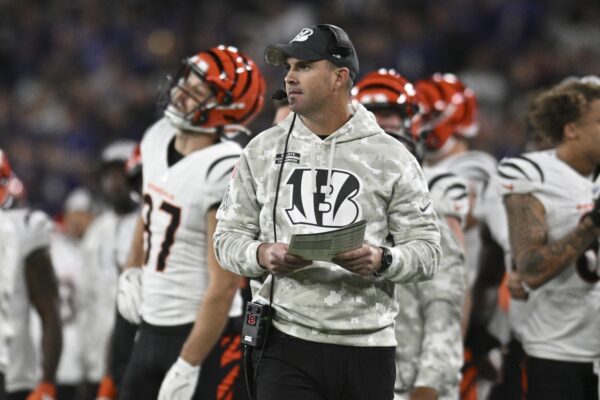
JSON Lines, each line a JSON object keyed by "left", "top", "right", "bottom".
{"left": 461, "top": 349, "right": 479, "bottom": 400}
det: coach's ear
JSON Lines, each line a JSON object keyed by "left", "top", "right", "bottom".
{"left": 333, "top": 67, "right": 351, "bottom": 91}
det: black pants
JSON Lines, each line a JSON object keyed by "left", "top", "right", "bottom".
{"left": 119, "top": 317, "right": 247, "bottom": 400}
{"left": 525, "top": 356, "right": 598, "bottom": 400}
{"left": 56, "top": 384, "right": 77, "bottom": 400}
{"left": 110, "top": 308, "right": 138, "bottom": 390}
{"left": 6, "top": 391, "right": 27, "bottom": 400}
{"left": 0, "top": 372, "right": 5, "bottom": 400}
{"left": 488, "top": 338, "right": 526, "bottom": 400}
{"left": 252, "top": 329, "right": 396, "bottom": 400}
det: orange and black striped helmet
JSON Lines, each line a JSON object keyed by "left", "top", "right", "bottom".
{"left": 163, "top": 45, "right": 266, "bottom": 134}
{"left": 0, "top": 149, "right": 23, "bottom": 208}
{"left": 353, "top": 69, "right": 420, "bottom": 127}
{"left": 415, "top": 73, "right": 478, "bottom": 151}
{"left": 353, "top": 69, "right": 421, "bottom": 157}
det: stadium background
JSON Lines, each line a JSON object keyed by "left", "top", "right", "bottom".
{"left": 0, "top": 0, "right": 598, "bottom": 214}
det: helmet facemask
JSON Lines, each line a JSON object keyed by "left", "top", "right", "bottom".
{"left": 162, "top": 62, "right": 221, "bottom": 134}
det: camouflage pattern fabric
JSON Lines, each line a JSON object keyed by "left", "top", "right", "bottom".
{"left": 394, "top": 217, "right": 466, "bottom": 399}
{"left": 215, "top": 103, "right": 441, "bottom": 347}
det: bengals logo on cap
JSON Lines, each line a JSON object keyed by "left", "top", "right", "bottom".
{"left": 290, "top": 28, "right": 313, "bottom": 43}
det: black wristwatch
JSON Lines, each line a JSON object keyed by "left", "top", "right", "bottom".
{"left": 374, "top": 246, "right": 393, "bottom": 277}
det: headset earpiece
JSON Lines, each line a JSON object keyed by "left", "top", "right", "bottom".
{"left": 317, "top": 24, "right": 353, "bottom": 57}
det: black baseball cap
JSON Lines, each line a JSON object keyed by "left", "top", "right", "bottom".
{"left": 265, "top": 24, "right": 359, "bottom": 81}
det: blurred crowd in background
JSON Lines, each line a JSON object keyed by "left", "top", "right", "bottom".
{"left": 0, "top": 0, "right": 599, "bottom": 214}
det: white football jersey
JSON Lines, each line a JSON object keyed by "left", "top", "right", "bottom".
{"left": 81, "top": 209, "right": 138, "bottom": 381}
{"left": 30, "top": 231, "right": 90, "bottom": 384}
{"left": 4, "top": 208, "right": 53, "bottom": 392}
{"left": 422, "top": 165, "right": 469, "bottom": 225}
{"left": 140, "top": 118, "right": 243, "bottom": 326}
{"left": 431, "top": 150, "right": 498, "bottom": 285}
{"left": 0, "top": 210, "right": 18, "bottom": 374}
{"left": 497, "top": 150, "right": 600, "bottom": 362}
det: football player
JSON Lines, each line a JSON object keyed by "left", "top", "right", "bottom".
{"left": 0, "top": 150, "right": 18, "bottom": 400}
{"left": 95, "top": 143, "right": 144, "bottom": 400}
{"left": 1, "top": 149, "right": 63, "bottom": 400}
{"left": 29, "top": 188, "right": 97, "bottom": 400}
{"left": 116, "top": 45, "right": 265, "bottom": 400}
{"left": 415, "top": 74, "right": 510, "bottom": 399}
{"left": 497, "top": 77, "right": 600, "bottom": 400}
{"left": 80, "top": 140, "right": 139, "bottom": 396}
{"left": 354, "top": 69, "right": 468, "bottom": 400}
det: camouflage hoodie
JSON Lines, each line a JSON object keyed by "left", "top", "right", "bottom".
{"left": 394, "top": 218, "right": 466, "bottom": 398}
{"left": 215, "top": 103, "right": 441, "bottom": 346}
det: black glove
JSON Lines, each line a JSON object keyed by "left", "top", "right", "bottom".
{"left": 589, "top": 196, "right": 600, "bottom": 227}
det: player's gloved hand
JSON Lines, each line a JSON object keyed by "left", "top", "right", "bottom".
{"left": 26, "top": 382, "right": 56, "bottom": 400}
{"left": 158, "top": 357, "right": 200, "bottom": 400}
{"left": 96, "top": 376, "right": 117, "bottom": 400}
{"left": 117, "top": 267, "right": 143, "bottom": 324}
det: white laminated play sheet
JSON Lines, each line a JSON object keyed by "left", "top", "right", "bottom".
{"left": 288, "top": 220, "right": 367, "bottom": 262}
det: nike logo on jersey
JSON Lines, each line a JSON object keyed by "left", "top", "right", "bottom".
{"left": 420, "top": 202, "right": 431, "bottom": 212}
{"left": 501, "top": 183, "right": 514, "bottom": 191}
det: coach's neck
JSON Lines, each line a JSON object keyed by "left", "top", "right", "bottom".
{"left": 300, "top": 92, "right": 352, "bottom": 136}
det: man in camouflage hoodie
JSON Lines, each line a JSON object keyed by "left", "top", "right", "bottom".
{"left": 214, "top": 24, "right": 441, "bottom": 400}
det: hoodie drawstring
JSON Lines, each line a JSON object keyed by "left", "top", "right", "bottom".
{"left": 310, "top": 137, "right": 338, "bottom": 196}
{"left": 326, "top": 137, "right": 337, "bottom": 198}
{"left": 310, "top": 142, "right": 317, "bottom": 194}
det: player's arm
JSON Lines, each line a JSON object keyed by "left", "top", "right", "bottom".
{"left": 468, "top": 222, "right": 505, "bottom": 331}
{"left": 24, "top": 247, "right": 63, "bottom": 384}
{"left": 180, "top": 208, "right": 241, "bottom": 364}
{"left": 159, "top": 208, "right": 241, "bottom": 399}
{"left": 126, "top": 214, "right": 145, "bottom": 268}
{"left": 504, "top": 193, "right": 599, "bottom": 289}
{"left": 444, "top": 216, "right": 465, "bottom": 249}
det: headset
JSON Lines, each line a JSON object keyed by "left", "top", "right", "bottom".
{"left": 317, "top": 24, "right": 358, "bottom": 81}
{"left": 317, "top": 24, "right": 353, "bottom": 58}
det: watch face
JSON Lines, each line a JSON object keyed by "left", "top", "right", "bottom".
{"left": 383, "top": 248, "right": 392, "bottom": 266}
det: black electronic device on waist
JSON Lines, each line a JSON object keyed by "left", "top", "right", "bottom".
{"left": 241, "top": 302, "right": 272, "bottom": 348}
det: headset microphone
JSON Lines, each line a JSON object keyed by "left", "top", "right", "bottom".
{"left": 271, "top": 89, "right": 287, "bottom": 100}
